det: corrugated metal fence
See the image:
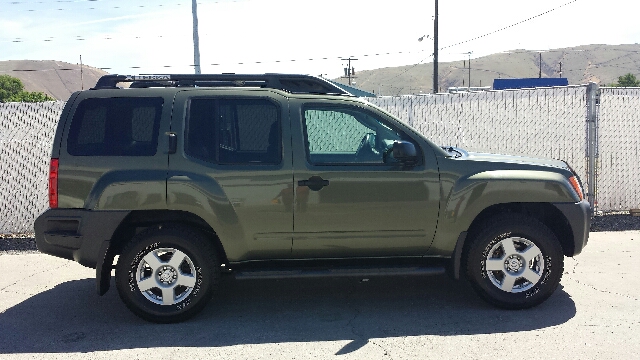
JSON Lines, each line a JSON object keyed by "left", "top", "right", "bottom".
{"left": 0, "top": 86, "right": 638, "bottom": 233}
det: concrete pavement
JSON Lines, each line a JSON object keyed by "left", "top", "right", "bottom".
{"left": 0, "top": 231, "right": 638, "bottom": 359}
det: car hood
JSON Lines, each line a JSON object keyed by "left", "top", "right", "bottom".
{"left": 442, "top": 147, "right": 570, "bottom": 171}
{"left": 465, "top": 151, "right": 568, "bottom": 169}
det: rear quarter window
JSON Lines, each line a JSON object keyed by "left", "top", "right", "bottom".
{"left": 67, "top": 97, "right": 163, "bottom": 156}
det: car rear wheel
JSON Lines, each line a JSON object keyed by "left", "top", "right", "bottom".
{"left": 465, "top": 214, "right": 564, "bottom": 309}
{"left": 115, "top": 225, "right": 219, "bottom": 323}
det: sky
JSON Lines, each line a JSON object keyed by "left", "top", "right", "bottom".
{"left": 1, "top": 0, "right": 640, "bottom": 79}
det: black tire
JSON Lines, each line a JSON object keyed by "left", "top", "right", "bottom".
{"left": 465, "top": 214, "right": 564, "bottom": 309}
{"left": 115, "top": 225, "right": 220, "bottom": 323}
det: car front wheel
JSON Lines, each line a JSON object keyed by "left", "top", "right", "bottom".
{"left": 465, "top": 214, "right": 564, "bottom": 309}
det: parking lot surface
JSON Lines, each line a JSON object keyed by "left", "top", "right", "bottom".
{"left": 0, "top": 231, "right": 638, "bottom": 359}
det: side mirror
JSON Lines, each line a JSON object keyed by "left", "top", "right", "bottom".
{"left": 392, "top": 141, "right": 417, "bottom": 164}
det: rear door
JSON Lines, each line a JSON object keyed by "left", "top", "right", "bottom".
{"left": 290, "top": 98, "right": 440, "bottom": 258}
{"left": 167, "top": 89, "right": 294, "bottom": 262}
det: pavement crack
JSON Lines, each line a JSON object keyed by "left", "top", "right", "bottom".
{"left": 566, "top": 258, "right": 637, "bottom": 301}
{"left": 0, "top": 262, "right": 70, "bottom": 293}
{"left": 567, "top": 277, "right": 638, "bottom": 301}
{"left": 335, "top": 306, "right": 368, "bottom": 356}
{"left": 370, "top": 340, "right": 394, "bottom": 359}
{"left": 346, "top": 306, "right": 363, "bottom": 340}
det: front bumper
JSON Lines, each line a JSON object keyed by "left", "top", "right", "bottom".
{"left": 34, "top": 208, "right": 130, "bottom": 268}
{"left": 553, "top": 199, "right": 591, "bottom": 256}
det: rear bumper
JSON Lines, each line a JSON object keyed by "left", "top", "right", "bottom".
{"left": 553, "top": 199, "right": 591, "bottom": 256}
{"left": 35, "top": 208, "right": 129, "bottom": 268}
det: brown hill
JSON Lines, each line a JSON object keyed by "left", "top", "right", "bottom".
{"left": 4, "top": 44, "right": 640, "bottom": 99}
{"left": 334, "top": 44, "right": 640, "bottom": 95}
{"left": 0, "top": 60, "right": 108, "bottom": 101}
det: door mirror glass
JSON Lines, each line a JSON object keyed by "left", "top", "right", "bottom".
{"left": 392, "top": 141, "right": 417, "bottom": 164}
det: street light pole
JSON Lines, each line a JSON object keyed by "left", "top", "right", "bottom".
{"left": 192, "top": 0, "right": 201, "bottom": 74}
{"left": 433, "top": 0, "right": 438, "bottom": 93}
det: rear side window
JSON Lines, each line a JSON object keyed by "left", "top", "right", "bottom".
{"left": 67, "top": 97, "right": 163, "bottom": 156}
{"left": 186, "top": 98, "right": 281, "bottom": 165}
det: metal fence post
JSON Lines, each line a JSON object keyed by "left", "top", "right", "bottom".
{"left": 586, "top": 82, "right": 599, "bottom": 215}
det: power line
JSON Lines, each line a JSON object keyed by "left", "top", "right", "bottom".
{"left": 389, "top": 0, "right": 580, "bottom": 83}
{"left": 439, "top": 0, "right": 579, "bottom": 52}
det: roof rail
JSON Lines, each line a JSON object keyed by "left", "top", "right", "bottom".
{"left": 91, "top": 74, "right": 353, "bottom": 95}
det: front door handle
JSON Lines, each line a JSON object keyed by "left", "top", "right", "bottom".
{"left": 298, "top": 176, "right": 330, "bottom": 191}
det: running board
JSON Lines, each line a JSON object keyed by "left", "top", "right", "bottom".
{"left": 233, "top": 266, "right": 446, "bottom": 280}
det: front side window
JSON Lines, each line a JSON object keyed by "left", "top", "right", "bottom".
{"left": 186, "top": 98, "right": 281, "bottom": 165}
{"left": 303, "top": 105, "right": 417, "bottom": 165}
{"left": 67, "top": 97, "right": 163, "bottom": 156}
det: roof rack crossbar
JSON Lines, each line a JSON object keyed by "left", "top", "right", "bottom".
{"left": 92, "top": 74, "right": 352, "bottom": 95}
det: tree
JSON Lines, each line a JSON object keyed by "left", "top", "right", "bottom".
{"left": 0, "top": 75, "right": 23, "bottom": 101}
{"left": 0, "top": 74, "right": 54, "bottom": 102}
{"left": 611, "top": 73, "right": 640, "bottom": 87}
{"left": 6, "top": 91, "right": 55, "bottom": 102}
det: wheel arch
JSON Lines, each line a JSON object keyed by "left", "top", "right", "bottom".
{"left": 98, "top": 210, "right": 228, "bottom": 296}
{"left": 450, "top": 202, "right": 574, "bottom": 280}
{"left": 464, "top": 203, "right": 575, "bottom": 257}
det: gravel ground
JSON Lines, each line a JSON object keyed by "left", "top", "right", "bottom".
{"left": 0, "top": 233, "right": 38, "bottom": 254}
{"left": 2, "top": 213, "right": 639, "bottom": 254}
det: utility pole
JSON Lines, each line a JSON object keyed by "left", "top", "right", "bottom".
{"left": 341, "top": 58, "right": 357, "bottom": 85}
{"left": 559, "top": 62, "right": 562, "bottom": 78}
{"left": 433, "top": 0, "right": 438, "bottom": 93}
{"left": 463, "top": 52, "right": 472, "bottom": 89}
{"left": 192, "top": 0, "right": 201, "bottom": 74}
{"left": 79, "top": 55, "right": 84, "bottom": 90}
{"left": 539, "top": 52, "right": 542, "bottom": 78}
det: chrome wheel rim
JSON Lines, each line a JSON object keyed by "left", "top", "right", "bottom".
{"left": 484, "top": 237, "right": 545, "bottom": 293}
{"left": 135, "top": 248, "right": 197, "bottom": 305}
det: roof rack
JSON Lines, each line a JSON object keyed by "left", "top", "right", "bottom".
{"left": 92, "top": 74, "right": 353, "bottom": 96}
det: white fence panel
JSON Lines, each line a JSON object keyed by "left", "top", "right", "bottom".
{"left": 598, "top": 88, "right": 640, "bottom": 211}
{"left": 367, "top": 86, "right": 589, "bottom": 194}
{"left": 2, "top": 86, "right": 640, "bottom": 233}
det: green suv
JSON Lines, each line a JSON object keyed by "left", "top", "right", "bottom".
{"left": 35, "top": 74, "right": 590, "bottom": 323}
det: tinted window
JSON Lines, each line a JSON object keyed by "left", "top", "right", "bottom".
{"left": 186, "top": 98, "right": 281, "bottom": 165}
{"left": 303, "top": 105, "right": 418, "bottom": 165}
{"left": 67, "top": 97, "right": 163, "bottom": 156}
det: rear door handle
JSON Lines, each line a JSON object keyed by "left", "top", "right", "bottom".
{"left": 167, "top": 132, "right": 177, "bottom": 154}
{"left": 298, "top": 176, "right": 330, "bottom": 191}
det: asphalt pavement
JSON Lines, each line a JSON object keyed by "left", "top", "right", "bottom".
{"left": 0, "top": 231, "right": 638, "bottom": 359}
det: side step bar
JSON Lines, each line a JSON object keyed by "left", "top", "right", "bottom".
{"left": 233, "top": 266, "right": 446, "bottom": 280}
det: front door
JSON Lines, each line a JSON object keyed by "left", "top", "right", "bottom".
{"left": 290, "top": 99, "right": 440, "bottom": 258}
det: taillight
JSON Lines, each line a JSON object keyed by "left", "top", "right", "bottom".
{"left": 49, "top": 158, "right": 59, "bottom": 208}
{"left": 568, "top": 176, "right": 583, "bottom": 201}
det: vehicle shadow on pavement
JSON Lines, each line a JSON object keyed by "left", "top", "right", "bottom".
{"left": 0, "top": 274, "right": 576, "bottom": 355}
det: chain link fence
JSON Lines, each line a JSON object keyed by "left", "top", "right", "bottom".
{"left": 598, "top": 88, "right": 640, "bottom": 212}
{"left": 368, "top": 86, "right": 589, "bottom": 195}
{"left": 0, "top": 86, "right": 638, "bottom": 233}
{"left": 0, "top": 101, "right": 64, "bottom": 233}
